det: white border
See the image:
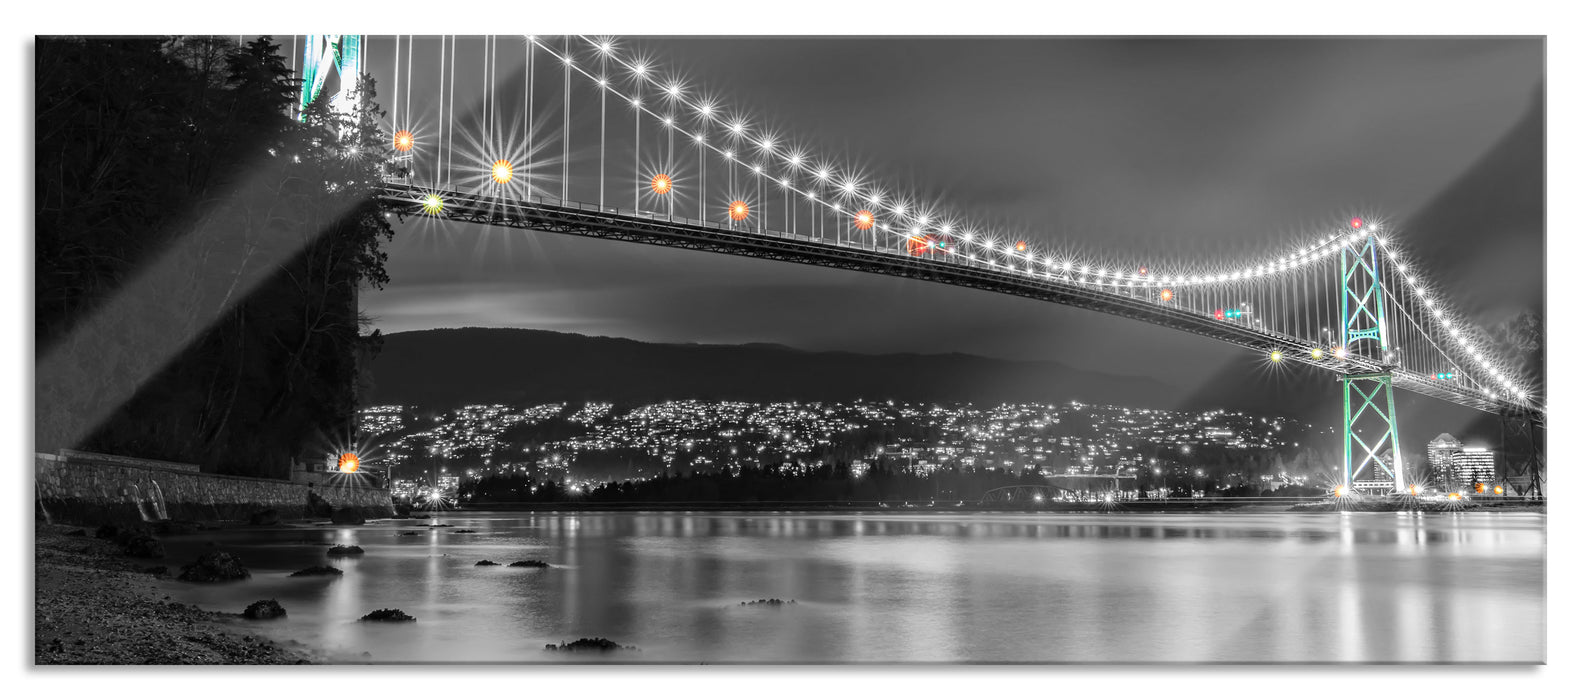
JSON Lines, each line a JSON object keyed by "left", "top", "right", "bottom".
{"left": 6, "top": 1, "right": 1573, "bottom": 697}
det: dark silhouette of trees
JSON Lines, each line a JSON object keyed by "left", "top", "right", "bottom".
{"left": 36, "top": 36, "right": 394, "bottom": 477}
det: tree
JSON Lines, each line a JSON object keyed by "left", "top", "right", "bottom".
{"left": 36, "top": 36, "right": 394, "bottom": 477}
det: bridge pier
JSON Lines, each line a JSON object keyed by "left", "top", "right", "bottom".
{"left": 1340, "top": 371, "right": 1405, "bottom": 494}
{"left": 1499, "top": 406, "right": 1545, "bottom": 498}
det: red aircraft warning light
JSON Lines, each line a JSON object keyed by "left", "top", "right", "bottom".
{"left": 337, "top": 453, "right": 360, "bottom": 473}
{"left": 729, "top": 200, "right": 750, "bottom": 221}
{"left": 1350, "top": 217, "right": 1364, "bottom": 229}
{"left": 1015, "top": 241, "right": 1028, "bottom": 252}
{"left": 651, "top": 174, "right": 673, "bottom": 194}
{"left": 393, "top": 130, "right": 414, "bottom": 152}
{"left": 1160, "top": 289, "right": 1174, "bottom": 302}
{"left": 1138, "top": 266, "right": 1148, "bottom": 276}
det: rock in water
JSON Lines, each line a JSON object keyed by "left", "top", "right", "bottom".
{"left": 177, "top": 551, "right": 251, "bottom": 582}
{"left": 288, "top": 565, "right": 343, "bottom": 577}
{"left": 360, "top": 609, "right": 416, "bottom": 623}
{"left": 326, "top": 545, "right": 365, "bottom": 558}
{"left": 243, "top": 599, "right": 287, "bottom": 620}
{"left": 549, "top": 638, "right": 639, "bottom": 653}
{"left": 122, "top": 534, "right": 165, "bottom": 559}
{"left": 474, "top": 560, "right": 501, "bottom": 566}
{"left": 507, "top": 560, "right": 550, "bottom": 568}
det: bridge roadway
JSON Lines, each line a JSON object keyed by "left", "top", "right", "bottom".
{"left": 380, "top": 183, "right": 1536, "bottom": 422}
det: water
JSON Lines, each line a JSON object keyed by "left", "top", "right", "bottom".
{"left": 157, "top": 510, "right": 1545, "bottom": 663}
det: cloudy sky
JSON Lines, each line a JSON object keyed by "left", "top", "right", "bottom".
{"left": 360, "top": 36, "right": 1542, "bottom": 395}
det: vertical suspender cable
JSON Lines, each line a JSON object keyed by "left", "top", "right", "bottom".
{"left": 599, "top": 64, "right": 606, "bottom": 209}
{"left": 563, "top": 37, "right": 570, "bottom": 201}
{"left": 527, "top": 37, "right": 535, "bottom": 195}
{"left": 448, "top": 36, "right": 456, "bottom": 188}
{"left": 436, "top": 35, "right": 445, "bottom": 186}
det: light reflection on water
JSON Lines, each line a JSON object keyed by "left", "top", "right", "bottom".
{"left": 156, "top": 511, "right": 1544, "bottom": 663}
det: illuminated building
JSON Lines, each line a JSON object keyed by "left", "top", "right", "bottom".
{"left": 1452, "top": 446, "right": 1495, "bottom": 489}
{"left": 1427, "top": 433, "right": 1461, "bottom": 487}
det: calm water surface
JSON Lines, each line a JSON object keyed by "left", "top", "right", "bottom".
{"left": 157, "top": 510, "right": 1544, "bottom": 663}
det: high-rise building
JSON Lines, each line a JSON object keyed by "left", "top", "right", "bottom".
{"left": 1427, "top": 433, "right": 1462, "bottom": 487}
{"left": 1453, "top": 447, "right": 1496, "bottom": 490}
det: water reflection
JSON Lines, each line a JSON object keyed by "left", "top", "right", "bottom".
{"left": 157, "top": 511, "right": 1544, "bottom": 663}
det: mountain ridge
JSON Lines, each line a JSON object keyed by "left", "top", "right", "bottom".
{"left": 365, "top": 326, "right": 1194, "bottom": 411}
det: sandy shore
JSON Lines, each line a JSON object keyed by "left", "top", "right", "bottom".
{"left": 33, "top": 523, "right": 320, "bottom": 665}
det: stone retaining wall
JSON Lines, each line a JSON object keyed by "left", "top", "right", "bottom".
{"left": 34, "top": 453, "right": 394, "bottom": 525}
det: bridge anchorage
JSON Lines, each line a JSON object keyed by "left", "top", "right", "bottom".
{"left": 306, "top": 36, "right": 1543, "bottom": 498}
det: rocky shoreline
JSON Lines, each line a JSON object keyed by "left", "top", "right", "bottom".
{"left": 33, "top": 523, "right": 320, "bottom": 664}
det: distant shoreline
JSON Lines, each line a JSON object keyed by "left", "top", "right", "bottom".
{"left": 442, "top": 500, "right": 1544, "bottom": 515}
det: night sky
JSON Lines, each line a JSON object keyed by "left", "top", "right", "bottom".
{"left": 360, "top": 36, "right": 1543, "bottom": 427}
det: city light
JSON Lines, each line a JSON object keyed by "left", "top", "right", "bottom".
{"left": 392, "top": 130, "right": 414, "bottom": 152}
{"left": 651, "top": 173, "right": 673, "bottom": 194}
{"left": 490, "top": 159, "right": 514, "bottom": 184}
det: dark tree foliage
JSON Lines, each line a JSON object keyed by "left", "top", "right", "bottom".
{"left": 36, "top": 36, "right": 394, "bottom": 477}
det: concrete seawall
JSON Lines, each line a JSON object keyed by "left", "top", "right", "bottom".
{"left": 34, "top": 452, "right": 394, "bottom": 525}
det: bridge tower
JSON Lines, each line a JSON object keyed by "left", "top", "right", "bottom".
{"left": 1499, "top": 406, "right": 1545, "bottom": 498}
{"left": 299, "top": 34, "right": 364, "bottom": 119}
{"left": 1338, "top": 233, "right": 1406, "bottom": 495}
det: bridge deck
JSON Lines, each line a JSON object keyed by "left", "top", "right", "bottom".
{"left": 379, "top": 184, "right": 1536, "bottom": 422}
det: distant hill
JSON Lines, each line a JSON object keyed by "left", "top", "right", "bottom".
{"left": 365, "top": 327, "right": 1187, "bottom": 410}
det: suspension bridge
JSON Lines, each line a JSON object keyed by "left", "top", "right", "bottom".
{"left": 293, "top": 34, "right": 1544, "bottom": 498}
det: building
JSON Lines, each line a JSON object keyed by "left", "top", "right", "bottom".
{"left": 1452, "top": 447, "right": 1496, "bottom": 490}
{"left": 1427, "top": 433, "right": 1462, "bottom": 487}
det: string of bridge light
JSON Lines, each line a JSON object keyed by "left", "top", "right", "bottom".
{"left": 541, "top": 35, "right": 945, "bottom": 253}
{"left": 1373, "top": 233, "right": 1530, "bottom": 402}
{"left": 393, "top": 36, "right": 1532, "bottom": 404}
{"left": 411, "top": 35, "right": 1387, "bottom": 293}
{"left": 549, "top": 37, "right": 1431, "bottom": 297}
